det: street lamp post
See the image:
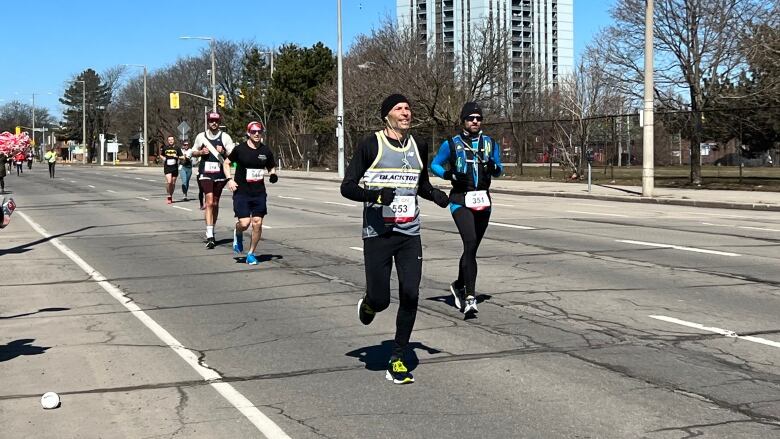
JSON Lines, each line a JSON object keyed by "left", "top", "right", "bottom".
{"left": 124, "top": 64, "right": 148, "bottom": 166}
{"left": 642, "top": 0, "right": 655, "bottom": 197}
{"left": 180, "top": 36, "right": 216, "bottom": 111}
{"left": 336, "top": 0, "right": 345, "bottom": 178}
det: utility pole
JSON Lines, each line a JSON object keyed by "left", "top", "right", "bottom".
{"left": 642, "top": 0, "right": 655, "bottom": 197}
{"left": 336, "top": 0, "right": 345, "bottom": 178}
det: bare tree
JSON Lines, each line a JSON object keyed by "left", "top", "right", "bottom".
{"left": 595, "top": 0, "right": 770, "bottom": 184}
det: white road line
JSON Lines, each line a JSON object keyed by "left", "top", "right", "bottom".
{"left": 172, "top": 205, "right": 192, "bottom": 212}
{"left": 146, "top": 179, "right": 156, "bottom": 182}
{"left": 616, "top": 239, "right": 741, "bottom": 257}
{"left": 349, "top": 247, "right": 363, "bottom": 251}
{"left": 135, "top": 177, "right": 143, "bottom": 180}
{"left": 136, "top": 197, "right": 150, "bottom": 201}
{"left": 70, "top": 180, "right": 77, "bottom": 183}
{"left": 88, "top": 185, "right": 96, "bottom": 188}
{"left": 489, "top": 222, "right": 535, "bottom": 230}
{"left": 689, "top": 211, "right": 751, "bottom": 219}
{"left": 106, "top": 190, "right": 117, "bottom": 193}
{"left": 17, "top": 211, "right": 291, "bottom": 439}
{"left": 567, "top": 210, "right": 629, "bottom": 218}
{"left": 323, "top": 201, "right": 355, "bottom": 207}
{"left": 650, "top": 315, "right": 780, "bottom": 349}
{"left": 278, "top": 195, "right": 303, "bottom": 200}
{"left": 702, "top": 222, "right": 780, "bottom": 233}
{"left": 492, "top": 203, "right": 514, "bottom": 207}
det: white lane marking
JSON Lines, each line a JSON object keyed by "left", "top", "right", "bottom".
{"left": 702, "top": 222, "right": 780, "bottom": 233}
{"left": 88, "top": 185, "right": 96, "bottom": 188}
{"left": 17, "top": 211, "right": 292, "bottom": 439}
{"left": 489, "top": 222, "right": 535, "bottom": 230}
{"left": 567, "top": 210, "right": 629, "bottom": 218}
{"left": 70, "top": 180, "right": 77, "bottom": 183}
{"left": 571, "top": 203, "right": 614, "bottom": 208}
{"left": 616, "top": 239, "right": 741, "bottom": 257}
{"left": 492, "top": 203, "right": 514, "bottom": 207}
{"left": 650, "top": 315, "right": 780, "bottom": 349}
{"left": 172, "top": 205, "right": 192, "bottom": 212}
{"left": 135, "top": 177, "right": 143, "bottom": 180}
{"left": 278, "top": 195, "right": 303, "bottom": 200}
{"left": 146, "top": 179, "right": 157, "bottom": 182}
{"left": 323, "top": 201, "right": 355, "bottom": 207}
{"left": 263, "top": 225, "right": 273, "bottom": 229}
{"left": 349, "top": 247, "right": 363, "bottom": 251}
{"left": 136, "top": 197, "right": 150, "bottom": 201}
{"left": 688, "top": 211, "right": 751, "bottom": 219}
{"left": 107, "top": 190, "right": 117, "bottom": 193}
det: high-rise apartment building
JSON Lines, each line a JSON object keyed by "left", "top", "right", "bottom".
{"left": 397, "top": 0, "right": 573, "bottom": 101}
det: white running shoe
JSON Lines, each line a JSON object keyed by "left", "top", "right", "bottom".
{"left": 464, "top": 295, "right": 478, "bottom": 315}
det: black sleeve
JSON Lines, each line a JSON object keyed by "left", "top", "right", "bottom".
{"left": 340, "top": 135, "right": 379, "bottom": 203}
{"left": 415, "top": 140, "right": 446, "bottom": 202}
{"left": 266, "top": 147, "right": 276, "bottom": 170}
{"left": 227, "top": 143, "right": 239, "bottom": 162}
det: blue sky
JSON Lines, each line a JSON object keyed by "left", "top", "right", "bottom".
{"left": 2, "top": 0, "right": 614, "bottom": 119}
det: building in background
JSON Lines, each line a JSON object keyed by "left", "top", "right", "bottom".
{"left": 397, "top": 0, "right": 573, "bottom": 101}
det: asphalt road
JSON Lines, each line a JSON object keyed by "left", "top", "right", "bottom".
{"left": 1, "top": 164, "right": 779, "bottom": 438}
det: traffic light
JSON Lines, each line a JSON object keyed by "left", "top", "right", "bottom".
{"left": 15, "top": 126, "right": 21, "bottom": 135}
{"left": 169, "top": 92, "right": 180, "bottom": 110}
{"left": 218, "top": 94, "right": 226, "bottom": 108}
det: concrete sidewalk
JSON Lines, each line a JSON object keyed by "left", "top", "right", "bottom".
{"left": 279, "top": 169, "right": 780, "bottom": 212}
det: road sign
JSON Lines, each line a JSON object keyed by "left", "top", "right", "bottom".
{"left": 177, "top": 121, "right": 190, "bottom": 135}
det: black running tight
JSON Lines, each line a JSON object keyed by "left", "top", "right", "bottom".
{"left": 363, "top": 233, "right": 422, "bottom": 356}
{"left": 452, "top": 206, "right": 491, "bottom": 297}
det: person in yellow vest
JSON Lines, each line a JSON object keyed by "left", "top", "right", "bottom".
{"left": 44, "top": 147, "right": 58, "bottom": 178}
{"left": 340, "top": 94, "right": 450, "bottom": 384}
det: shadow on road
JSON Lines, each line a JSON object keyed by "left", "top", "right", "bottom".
{"left": 0, "top": 339, "right": 50, "bottom": 363}
{"left": 0, "top": 307, "right": 70, "bottom": 320}
{"left": 0, "top": 226, "right": 94, "bottom": 257}
{"left": 345, "top": 340, "right": 442, "bottom": 372}
{"left": 233, "top": 254, "right": 284, "bottom": 264}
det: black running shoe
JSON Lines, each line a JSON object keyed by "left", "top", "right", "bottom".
{"left": 386, "top": 357, "right": 414, "bottom": 384}
{"left": 357, "top": 296, "right": 375, "bottom": 325}
{"left": 206, "top": 237, "right": 216, "bottom": 249}
{"left": 450, "top": 282, "right": 465, "bottom": 312}
{"left": 464, "top": 295, "right": 478, "bottom": 315}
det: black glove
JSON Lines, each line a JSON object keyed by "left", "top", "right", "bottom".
{"left": 269, "top": 173, "right": 278, "bottom": 184}
{"left": 443, "top": 170, "right": 454, "bottom": 181}
{"left": 432, "top": 189, "right": 450, "bottom": 208}
{"left": 484, "top": 160, "right": 497, "bottom": 175}
{"left": 372, "top": 187, "right": 396, "bottom": 206}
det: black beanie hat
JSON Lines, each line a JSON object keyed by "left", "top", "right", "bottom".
{"left": 380, "top": 94, "right": 409, "bottom": 120}
{"left": 460, "top": 101, "right": 483, "bottom": 121}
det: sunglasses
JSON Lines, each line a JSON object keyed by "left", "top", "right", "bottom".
{"left": 466, "top": 116, "right": 483, "bottom": 122}
{"left": 208, "top": 119, "right": 219, "bottom": 123}
{"left": 249, "top": 130, "right": 264, "bottom": 134}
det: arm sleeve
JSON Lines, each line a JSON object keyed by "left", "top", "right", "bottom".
{"left": 491, "top": 138, "right": 503, "bottom": 177}
{"left": 430, "top": 139, "right": 451, "bottom": 178}
{"left": 340, "top": 137, "right": 378, "bottom": 203}
{"left": 416, "top": 142, "right": 446, "bottom": 202}
{"left": 266, "top": 149, "right": 276, "bottom": 170}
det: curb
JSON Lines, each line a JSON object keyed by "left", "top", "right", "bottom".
{"left": 280, "top": 173, "right": 780, "bottom": 212}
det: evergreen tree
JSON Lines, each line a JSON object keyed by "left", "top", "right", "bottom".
{"left": 60, "top": 68, "right": 112, "bottom": 162}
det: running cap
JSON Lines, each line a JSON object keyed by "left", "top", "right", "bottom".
{"left": 460, "top": 102, "right": 483, "bottom": 121}
{"left": 207, "top": 112, "right": 221, "bottom": 121}
{"left": 380, "top": 94, "right": 409, "bottom": 120}
{"left": 246, "top": 121, "right": 265, "bottom": 133}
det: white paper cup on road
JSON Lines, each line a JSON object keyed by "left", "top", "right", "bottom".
{"left": 41, "top": 392, "right": 60, "bottom": 409}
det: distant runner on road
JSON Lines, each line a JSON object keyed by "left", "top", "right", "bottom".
{"left": 224, "top": 121, "right": 277, "bottom": 265}
{"left": 192, "top": 112, "right": 235, "bottom": 249}
{"left": 160, "top": 135, "right": 184, "bottom": 204}
{"left": 431, "top": 101, "right": 503, "bottom": 316}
